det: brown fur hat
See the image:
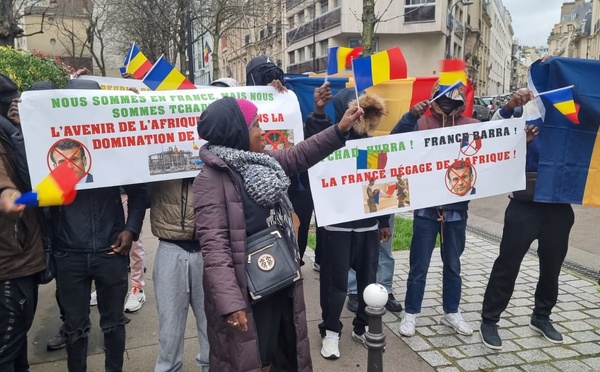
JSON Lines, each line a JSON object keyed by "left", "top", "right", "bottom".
{"left": 348, "top": 93, "right": 388, "bottom": 135}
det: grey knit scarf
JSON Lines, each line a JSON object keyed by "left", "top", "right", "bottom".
{"left": 208, "top": 145, "right": 298, "bottom": 251}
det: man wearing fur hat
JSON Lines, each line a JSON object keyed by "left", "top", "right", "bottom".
{"left": 391, "top": 83, "right": 479, "bottom": 338}
{"left": 306, "top": 84, "right": 393, "bottom": 359}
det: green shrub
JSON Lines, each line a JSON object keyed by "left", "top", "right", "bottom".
{"left": 0, "top": 46, "right": 72, "bottom": 91}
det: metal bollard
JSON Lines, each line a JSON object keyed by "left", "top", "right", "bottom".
{"left": 363, "top": 284, "right": 388, "bottom": 372}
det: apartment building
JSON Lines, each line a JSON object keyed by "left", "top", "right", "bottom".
{"left": 486, "top": 0, "right": 513, "bottom": 95}
{"left": 548, "top": 0, "right": 592, "bottom": 58}
{"left": 219, "top": 1, "right": 286, "bottom": 85}
{"left": 464, "top": 0, "right": 493, "bottom": 95}
{"left": 285, "top": 0, "right": 484, "bottom": 78}
{"left": 589, "top": 0, "right": 600, "bottom": 59}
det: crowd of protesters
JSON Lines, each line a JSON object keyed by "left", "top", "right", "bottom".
{"left": 0, "top": 53, "right": 578, "bottom": 372}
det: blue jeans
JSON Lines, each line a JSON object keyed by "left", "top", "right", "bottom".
{"left": 404, "top": 215, "right": 467, "bottom": 314}
{"left": 348, "top": 215, "right": 395, "bottom": 294}
{"left": 54, "top": 250, "right": 129, "bottom": 372}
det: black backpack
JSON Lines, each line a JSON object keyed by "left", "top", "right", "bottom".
{"left": 246, "top": 55, "right": 283, "bottom": 86}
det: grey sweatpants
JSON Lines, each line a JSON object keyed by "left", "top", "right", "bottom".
{"left": 153, "top": 240, "right": 209, "bottom": 372}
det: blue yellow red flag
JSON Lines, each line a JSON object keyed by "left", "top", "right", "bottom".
{"left": 352, "top": 47, "right": 407, "bottom": 92}
{"left": 142, "top": 56, "right": 196, "bottom": 91}
{"left": 528, "top": 57, "right": 600, "bottom": 206}
{"left": 326, "top": 46, "right": 363, "bottom": 75}
{"left": 15, "top": 162, "right": 81, "bottom": 207}
{"left": 124, "top": 43, "right": 153, "bottom": 79}
{"left": 439, "top": 59, "right": 467, "bottom": 91}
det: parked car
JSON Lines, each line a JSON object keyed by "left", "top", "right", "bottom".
{"left": 472, "top": 97, "right": 492, "bottom": 121}
{"left": 479, "top": 96, "right": 499, "bottom": 115}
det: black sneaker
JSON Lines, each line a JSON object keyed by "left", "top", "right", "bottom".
{"left": 530, "top": 314, "right": 563, "bottom": 343}
{"left": 47, "top": 332, "right": 67, "bottom": 351}
{"left": 385, "top": 294, "right": 403, "bottom": 312}
{"left": 480, "top": 321, "right": 502, "bottom": 350}
{"left": 346, "top": 294, "right": 358, "bottom": 313}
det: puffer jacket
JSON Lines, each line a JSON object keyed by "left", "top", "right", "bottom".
{"left": 194, "top": 124, "right": 347, "bottom": 372}
{"left": 149, "top": 179, "right": 195, "bottom": 240}
{"left": 0, "top": 128, "right": 44, "bottom": 281}
{"left": 50, "top": 183, "right": 147, "bottom": 253}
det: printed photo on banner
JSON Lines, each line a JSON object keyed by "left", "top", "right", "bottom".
{"left": 47, "top": 138, "right": 94, "bottom": 183}
{"left": 18, "top": 86, "right": 303, "bottom": 190}
{"left": 309, "top": 118, "right": 527, "bottom": 226}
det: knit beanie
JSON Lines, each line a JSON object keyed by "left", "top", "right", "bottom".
{"left": 0, "top": 73, "right": 19, "bottom": 104}
{"left": 235, "top": 99, "right": 258, "bottom": 128}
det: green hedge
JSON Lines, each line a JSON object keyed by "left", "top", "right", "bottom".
{"left": 0, "top": 46, "right": 72, "bottom": 91}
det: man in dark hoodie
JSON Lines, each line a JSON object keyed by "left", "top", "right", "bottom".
{"left": 391, "top": 82, "right": 478, "bottom": 338}
{"left": 49, "top": 79, "right": 147, "bottom": 371}
{"left": 305, "top": 85, "right": 391, "bottom": 360}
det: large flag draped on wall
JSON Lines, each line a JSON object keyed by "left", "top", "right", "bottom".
{"left": 124, "top": 43, "right": 153, "bottom": 79}
{"left": 142, "top": 56, "right": 196, "bottom": 91}
{"left": 528, "top": 57, "right": 600, "bottom": 206}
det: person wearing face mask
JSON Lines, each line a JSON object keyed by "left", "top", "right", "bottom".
{"left": 390, "top": 82, "right": 479, "bottom": 338}
{"left": 193, "top": 96, "right": 362, "bottom": 372}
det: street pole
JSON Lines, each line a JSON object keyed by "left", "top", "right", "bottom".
{"left": 186, "top": 0, "right": 194, "bottom": 82}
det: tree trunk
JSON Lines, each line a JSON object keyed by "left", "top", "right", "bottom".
{"left": 0, "top": 0, "right": 21, "bottom": 47}
{"left": 361, "top": 0, "right": 376, "bottom": 56}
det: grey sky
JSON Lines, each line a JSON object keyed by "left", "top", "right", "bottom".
{"left": 503, "top": 0, "right": 564, "bottom": 47}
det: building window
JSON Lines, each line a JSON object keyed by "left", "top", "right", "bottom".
{"left": 320, "top": 40, "right": 328, "bottom": 56}
{"left": 288, "top": 17, "right": 294, "bottom": 29}
{"left": 332, "top": 0, "right": 339, "bottom": 8}
{"left": 307, "top": 6, "right": 314, "bottom": 20}
{"left": 320, "top": 0, "right": 328, "bottom": 14}
{"left": 260, "top": 29, "right": 265, "bottom": 40}
{"left": 299, "top": 48, "right": 305, "bottom": 61}
{"left": 348, "top": 38, "right": 379, "bottom": 53}
{"left": 298, "top": 11, "right": 305, "bottom": 24}
{"left": 289, "top": 51, "right": 295, "bottom": 64}
{"left": 404, "top": 0, "right": 435, "bottom": 23}
{"left": 245, "top": 35, "right": 250, "bottom": 45}
{"left": 308, "top": 44, "right": 314, "bottom": 59}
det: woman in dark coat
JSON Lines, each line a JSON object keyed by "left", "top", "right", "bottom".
{"left": 193, "top": 96, "right": 361, "bottom": 372}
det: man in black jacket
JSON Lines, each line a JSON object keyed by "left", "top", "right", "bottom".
{"left": 307, "top": 84, "right": 391, "bottom": 360}
{"left": 50, "top": 79, "right": 147, "bottom": 371}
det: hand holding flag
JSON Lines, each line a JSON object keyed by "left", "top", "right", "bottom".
{"left": 15, "top": 161, "right": 82, "bottom": 207}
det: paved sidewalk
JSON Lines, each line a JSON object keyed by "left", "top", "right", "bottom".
{"left": 309, "top": 233, "right": 600, "bottom": 372}
{"left": 27, "top": 215, "right": 600, "bottom": 371}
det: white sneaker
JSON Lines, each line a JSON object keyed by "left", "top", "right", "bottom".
{"left": 124, "top": 286, "right": 146, "bottom": 313}
{"left": 312, "top": 262, "right": 320, "bottom": 272}
{"left": 399, "top": 313, "right": 417, "bottom": 337}
{"left": 441, "top": 312, "right": 473, "bottom": 336}
{"left": 320, "top": 330, "right": 340, "bottom": 359}
{"left": 90, "top": 291, "right": 97, "bottom": 306}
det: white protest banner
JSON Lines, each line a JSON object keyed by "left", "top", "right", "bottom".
{"left": 19, "top": 86, "right": 303, "bottom": 190}
{"left": 78, "top": 75, "right": 152, "bottom": 91}
{"left": 309, "top": 118, "right": 527, "bottom": 226}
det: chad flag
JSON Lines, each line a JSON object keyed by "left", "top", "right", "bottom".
{"left": 352, "top": 47, "right": 407, "bottom": 92}
{"left": 439, "top": 59, "right": 467, "bottom": 91}
{"left": 540, "top": 86, "right": 580, "bottom": 124}
{"left": 356, "top": 150, "right": 387, "bottom": 170}
{"left": 528, "top": 57, "right": 600, "bottom": 206}
{"left": 15, "top": 162, "right": 81, "bottom": 207}
{"left": 326, "top": 46, "right": 363, "bottom": 75}
{"left": 124, "top": 43, "right": 153, "bottom": 79}
{"left": 143, "top": 56, "right": 196, "bottom": 91}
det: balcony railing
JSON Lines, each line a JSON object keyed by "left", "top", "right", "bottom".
{"left": 286, "top": 7, "right": 341, "bottom": 45}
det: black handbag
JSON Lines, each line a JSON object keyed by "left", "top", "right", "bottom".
{"left": 245, "top": 225, "right": 301, "bottom": 302}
